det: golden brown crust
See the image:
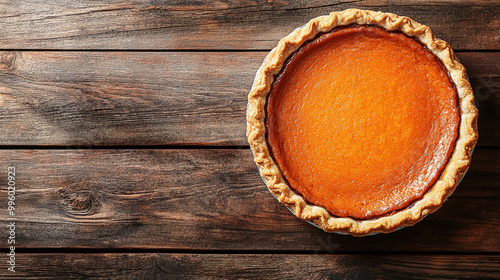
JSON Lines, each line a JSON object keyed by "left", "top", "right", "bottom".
{"left": 246, "top": 9, "right": 478, "bottom": 236}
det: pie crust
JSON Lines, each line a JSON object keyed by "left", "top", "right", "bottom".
{"left": 246, "top": 9, "right": 478, "bottom": 236}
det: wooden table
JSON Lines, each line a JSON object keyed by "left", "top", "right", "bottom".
{"left": 0, "top": 1, "right": 499, "bottom": 279}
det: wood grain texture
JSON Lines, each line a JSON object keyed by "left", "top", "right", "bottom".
{"left": 0, "top": 1, "right": 498, "bottom": 50}
{"left": 0, "top": 149, "right": 497, "bottom": 252}
{"left": 0, "top": 51, "right": 497, "bottom": 146}
{"left": 1, "top": 253, "right": 499, "bottom": 279}
{"left": 0, "top": 51, "right": 259, "bottom": 146}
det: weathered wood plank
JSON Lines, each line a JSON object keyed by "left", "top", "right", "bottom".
{"left": 0, "top": 1, "right": 498, "bottom": 50}
{"left": 0, "top": 51, "right": 497, "bottom": 146}
{"left": 0, "top": 51, "right": 260, "bottom": 146}
{"left": 1, "top": 253, "right": 499, "bottom": 279}
{"left": 0, "top": 149, "right": 497, "bottom": 251}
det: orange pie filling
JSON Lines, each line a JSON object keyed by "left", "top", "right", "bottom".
{"left": 266, "top": 25, "right": 460, "bottom": 220}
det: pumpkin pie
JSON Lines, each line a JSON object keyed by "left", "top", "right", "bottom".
{"left": 246, "top": 9, "right": 478, "bottom": 236}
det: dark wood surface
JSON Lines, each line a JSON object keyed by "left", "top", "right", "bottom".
{"left": 0, "top": 1, "right": 499, "bottom": 279}
{"left": 0, "top": 0, "right": 498, "bottom": 50}
{"left": 4, "top": 254, "right": 500, "bottom": 279}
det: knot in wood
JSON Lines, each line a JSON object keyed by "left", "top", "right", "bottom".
{"left": 59, "top": 187, "right": 102, "bottom": 216}
{"left": 0, "top": 51, "right": 16, "bottom": 71}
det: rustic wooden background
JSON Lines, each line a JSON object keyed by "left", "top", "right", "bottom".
{"left": 0, "top": 1, "right": 498, "bottom": 279}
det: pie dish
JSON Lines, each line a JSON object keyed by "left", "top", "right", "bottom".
{"left": 246, "top": 9, "right": 478, "bottom": 236}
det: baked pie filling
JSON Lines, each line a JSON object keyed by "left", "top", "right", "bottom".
{"left": 266, "top": 25, "right": 460, "bottom": 220}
